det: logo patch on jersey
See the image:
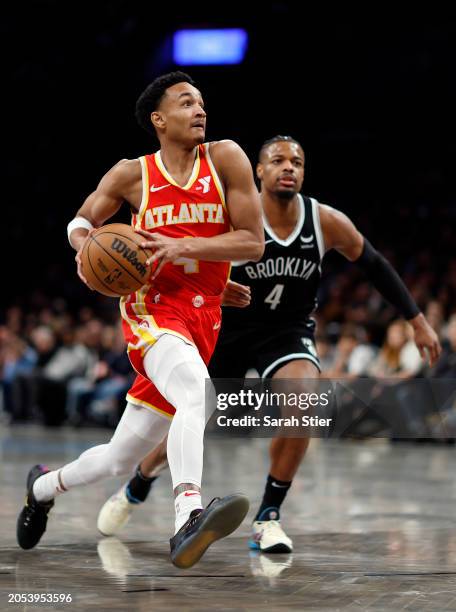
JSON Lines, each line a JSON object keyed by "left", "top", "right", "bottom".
{"left": 301, "top": 337, "right": 317, "bottom": 357}
{"left": 300, "top": 234, "right": 314, "bottom": 248}
{"left": 196, "top": 175, "right": 211, "bottom": 193}
{"left": 150, "top": 184, "right": 171, "bottom": 193}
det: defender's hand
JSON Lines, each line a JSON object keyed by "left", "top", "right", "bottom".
{"left": 410, "top": 313, "right": 441, "bottom": 367}
{"left": 222, "top": 280, "right": 251, "bottom": 308}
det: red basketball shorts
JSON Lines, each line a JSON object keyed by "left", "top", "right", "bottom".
{"left": 120, "top": 286, "right": 222, "bottom": 418}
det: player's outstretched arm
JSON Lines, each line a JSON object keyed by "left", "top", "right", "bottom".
{"left": 67, "top": 159, "right": 141, "bottom": 286}
{"left": 319, "top": 204, "right": 441, "bottom": 366}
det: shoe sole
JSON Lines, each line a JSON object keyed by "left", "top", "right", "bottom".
{"left": 248, "top": 538, "right": 292, "bottom": 553}
{"left": 171, "top": 494, "right": 249, "bottom": 569}
{"left": 260, "top": 542, "right": 293, "bottom": 554}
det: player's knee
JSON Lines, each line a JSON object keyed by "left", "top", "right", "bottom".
{"left": 108, "top": 456, "right": 137, "bottom": 477}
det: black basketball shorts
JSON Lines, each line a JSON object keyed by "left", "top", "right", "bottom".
{"left": 209, "top": 319, "right": 321, "bottom": 379}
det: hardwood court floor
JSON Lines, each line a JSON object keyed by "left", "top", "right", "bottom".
{"left": 1, "top": 425, "right": 456, "bottom": 611}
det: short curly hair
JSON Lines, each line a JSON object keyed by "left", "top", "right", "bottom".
{"left": 259, "top": 135, "right": 303, "bottom": 161}
{"left": 135, "top": 71, "right": 196, "bottom": 135}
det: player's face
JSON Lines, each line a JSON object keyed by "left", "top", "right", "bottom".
{"left": 154, "top": 82, "right": 206, "bottom": 146}
{"left": 257, "top": 141, "right": 305, "bottom": 199}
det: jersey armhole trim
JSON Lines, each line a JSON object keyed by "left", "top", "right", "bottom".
{"left": 205, "top": 143, "right": 227, "bottom": 211}
{"left": 311, "top": 197, "right": 325, "bottom": 259}
{"left": 134, "top": 156, "right": 149, "bottom": 229}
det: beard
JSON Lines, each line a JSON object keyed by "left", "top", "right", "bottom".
{"left": 274, "top": 188, "right": 296, "bottom": 200}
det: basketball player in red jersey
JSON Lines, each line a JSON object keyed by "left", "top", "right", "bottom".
{"left": 16, "top": 72, "right": 264, "bottom": 568}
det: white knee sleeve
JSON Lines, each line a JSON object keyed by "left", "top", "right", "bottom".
{"left": 144, "top": 334, "right": 210, "bottom": 490}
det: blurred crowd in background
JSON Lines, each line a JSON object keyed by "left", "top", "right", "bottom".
{"left": 1, "top": 231, "right": 455, "bottom": 438}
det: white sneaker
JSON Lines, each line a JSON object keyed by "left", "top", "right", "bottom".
{"left": 97, "top": 486, "right": 135, "bottom": 536}
{"left": 248, "top": 520, "right": 293, "bottom": 553}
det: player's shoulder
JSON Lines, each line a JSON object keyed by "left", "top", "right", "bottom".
{"left": 208, "top": 140, "right": 246, "bottom": 162}
{"left": 105, "top": 158, "right": 142, "bottom": 185}
{"left": 318, "top": 202, "right": 349, "bottom": 226}
{"left": 207, "top": 140, "right": 251, "bottom": 181}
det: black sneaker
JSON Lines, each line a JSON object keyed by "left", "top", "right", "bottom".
{"left": 17, "top": 464, "right": 54, "bottom": 550}
{"left": 170, "top": 494, "right": 249, "bottom": 569}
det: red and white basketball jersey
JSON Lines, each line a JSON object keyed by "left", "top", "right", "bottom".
{"left": 132, "top": 142, "right": 231, "bottom": 296}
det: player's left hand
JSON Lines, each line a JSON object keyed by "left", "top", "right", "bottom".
{"left": 410, "top": 313, "right": 441, "bottom": 367}
{"left": 136, "top": 229, "right": 186, "bottom": 280}
{"left": 222, "top": 280, "right": 251, "bottom": 308}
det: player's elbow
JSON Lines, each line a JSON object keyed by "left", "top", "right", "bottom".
{"left": 250, "top": 235, "right": 265, "bottom": 261}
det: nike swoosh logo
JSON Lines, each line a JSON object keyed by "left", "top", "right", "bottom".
{"left": 184, "top": 491, "right": 200, "bottom": 497}
{"left": 300, "top": 234, "right": 314, "bottom": 243}
{"left": 264, "top": 239, "right": 274, "bottom": 245}
{"left": 271, "top": 482, "right": 289, "bottom": 488}
{"left": 150, "top": 184, "right": 171, "bottom": 192}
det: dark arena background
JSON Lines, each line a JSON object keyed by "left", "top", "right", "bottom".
{"left": 1, "top": 3, "right": 456, "bottom": 610}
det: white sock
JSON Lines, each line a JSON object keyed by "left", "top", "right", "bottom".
{"left": 33, "top": 469, "right": 66, "bottom": 503}
{"left": 174, "top": 490, "right": 202, "bottom": 533}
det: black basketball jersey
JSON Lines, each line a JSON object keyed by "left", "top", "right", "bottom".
{"left": 223, "top": 195, "right": 324, "bottom": 327}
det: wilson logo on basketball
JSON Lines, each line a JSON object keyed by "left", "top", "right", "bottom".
{"left": 111, "top": 238, "right": 148, "bottom": 277}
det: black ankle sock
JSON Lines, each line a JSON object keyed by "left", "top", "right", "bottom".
{"left": 126, "top": 466, "right": 158, "bottom": 503}
{"left": 254, "top": 474, "right": 292, "bottom": 521}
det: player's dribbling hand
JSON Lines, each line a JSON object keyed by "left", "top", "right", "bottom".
{"left": 410, "top": 313, "right": 441, "bottom": 367}
{"left": 136, "top": 229, "right": 186, "bottom": 280}
{"left": 75, "top": 229, "right": 96, "bottom": 290}
{"left": 222, "top": 280, "right": 251, "bottom": 308}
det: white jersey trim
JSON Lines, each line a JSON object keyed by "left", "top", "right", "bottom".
{"left": 310, "top": 197, "right": 325, "bottom": 261}
{"left": 263, "top": 194, "right": 305, "bottom": 247}
{"left": 204, "top": 142, "right": 226, "bottom": 209}
{"left": 261, "top": 352, "right": 321, "bottom": 379}
{"left": 135, "top": 156, "right": 149, "bottom": 229}
{"left": 155, "top": 147, "right": 200, "bottom": 190}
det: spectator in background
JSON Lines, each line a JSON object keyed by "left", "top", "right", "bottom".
{"left": 66, "top": 322, "right": 133, "bottom": 427}
{"left": 0, "top": 327, "right": 37, "bottom": 419}
{"left": 325, "top": 324, "right": 377, "bottom": 378}
{"left": 368, "top": 320, "right": 421, "bottom": 379}
{"left": 9, "top": 326, "right": 57, "bottom": 422}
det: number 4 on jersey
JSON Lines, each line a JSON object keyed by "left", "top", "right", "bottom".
{"left": 264, "top": 283, "right": 285, "bottom": 310}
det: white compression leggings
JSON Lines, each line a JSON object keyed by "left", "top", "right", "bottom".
{"left": 143, "top": 334, "right": 209, "bottom": 490}
{"left": 58, "top": 334, "right": 208, "bottom": 492}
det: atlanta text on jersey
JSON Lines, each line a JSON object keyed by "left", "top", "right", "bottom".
{"left": 144, "top": 203, "right": 225, "bottom": 229}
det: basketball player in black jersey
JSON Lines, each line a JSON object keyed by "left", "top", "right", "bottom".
{"left": 97, "top": 136, "right": 440, "bottom": 553}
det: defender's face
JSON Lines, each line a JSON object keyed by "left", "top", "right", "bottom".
{"left": 257, "top": 141, "right": 305, "bottom": 197}
{"left": 154, "top": 82, "right": 206, "bottom": 145}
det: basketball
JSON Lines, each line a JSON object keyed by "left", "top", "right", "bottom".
{"left": 80, "top": 223, "right": 153, "bottom": 297}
